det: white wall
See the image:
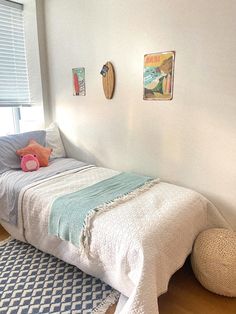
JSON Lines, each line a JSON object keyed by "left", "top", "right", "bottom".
{"left": 43, "top": 0, "right": 236, "bottom": 229}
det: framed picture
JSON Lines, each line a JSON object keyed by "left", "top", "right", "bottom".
{"left": 72, "top": 67, "right": 86, "bottom": 96}
{"left": 143, "top": 51, "right": 175, "bottom": 100}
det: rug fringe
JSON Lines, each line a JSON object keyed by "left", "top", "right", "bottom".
{"left": 0, "top": 236, "right": 12, "bottom": 246}
{"left": 92, "top": 290, "right": 120, "bottom": 313}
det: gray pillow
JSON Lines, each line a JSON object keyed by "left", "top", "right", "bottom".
{"left": 0, "top": 130, "right": 46, "bottom": 174}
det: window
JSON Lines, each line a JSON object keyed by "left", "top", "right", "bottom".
{"left": 0, "top": 0, "right": 30, "bottom": 107}
{"left": 0, "top": 107, "right": 17, "bottom": 135}
{"left": 0, "top": 0, "right": 31, "bottom": 135}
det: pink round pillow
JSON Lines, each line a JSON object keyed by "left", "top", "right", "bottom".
{"left": 20, "top": 154, "right": 39, "bottom": 172}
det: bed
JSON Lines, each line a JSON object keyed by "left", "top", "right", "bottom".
{"left": 0, "top": 129, "right": 229, "bottom": 314}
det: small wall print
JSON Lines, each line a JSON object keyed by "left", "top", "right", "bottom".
{"left": 143, "top": 51, "right": 175, "bottom": 100}
{"left": 72, "top": 68, "right": 86, "bottom": 96}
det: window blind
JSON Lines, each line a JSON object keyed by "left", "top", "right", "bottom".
{"left": 0, "top": 0, "right": 31, "bottom": 107}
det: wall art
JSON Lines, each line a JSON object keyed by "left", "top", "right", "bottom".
{"left": 143, "top": 51, "right": 175, "bottom": 100}
{"left": 72, "top": 67, "right": 86, "bottom": 96}
{"left": 100, "top": 62, "right": 115, "bottom": 99}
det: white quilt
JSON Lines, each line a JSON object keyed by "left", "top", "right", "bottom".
{"left": 5, "top": 166, "right": 230, "bottom": 313}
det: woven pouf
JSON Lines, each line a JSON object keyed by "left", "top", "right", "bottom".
{"left": 191, "top": 228, "right": 236, "bottom": 297}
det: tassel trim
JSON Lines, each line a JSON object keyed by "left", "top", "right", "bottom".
{"left": 80, "top": 178, "right": 160, "bottom": 253}
{"left": 92, "top": 290, "right": 120, "bottom": 313}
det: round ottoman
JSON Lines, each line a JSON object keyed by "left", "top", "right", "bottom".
{"left": 191, "top": 228, "right": 236, "bottom": 297}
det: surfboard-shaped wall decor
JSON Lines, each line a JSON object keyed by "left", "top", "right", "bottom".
{"left": 100, "top": 62, "right": 115, "bottom": 99}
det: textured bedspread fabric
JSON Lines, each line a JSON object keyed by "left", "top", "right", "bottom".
{"left": 0, "top": 158, "right": 89, "bottom": 224}
{"left": 7, "top": 166, "right": 230, "bottom": 314}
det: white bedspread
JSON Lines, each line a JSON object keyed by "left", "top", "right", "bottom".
{"left": 7, "top": 166, "right": 230, "bottom": 313}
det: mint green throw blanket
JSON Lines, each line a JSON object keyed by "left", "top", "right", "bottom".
{"left": 49, "top": 172, "right": 156, "bottom": 248}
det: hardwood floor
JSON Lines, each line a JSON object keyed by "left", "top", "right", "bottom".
{"left": 158, "top": 257, "right": 236, "bottom": 314}
{"left": 106, "top": 303, "right": 117, "bottom": 314}
{"left": 1, "top": 225, "right": 235, "bottom": 314}
{"left": 0, "top": 224, "right": 9, "bottom": 242}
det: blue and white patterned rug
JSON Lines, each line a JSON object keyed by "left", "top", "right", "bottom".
{"left": 0, "top": 239, "right": 119, "bottom": 314}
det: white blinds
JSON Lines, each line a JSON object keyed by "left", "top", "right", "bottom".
{"left": 0, "top": 0, "right": 31, "bottom": 107}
